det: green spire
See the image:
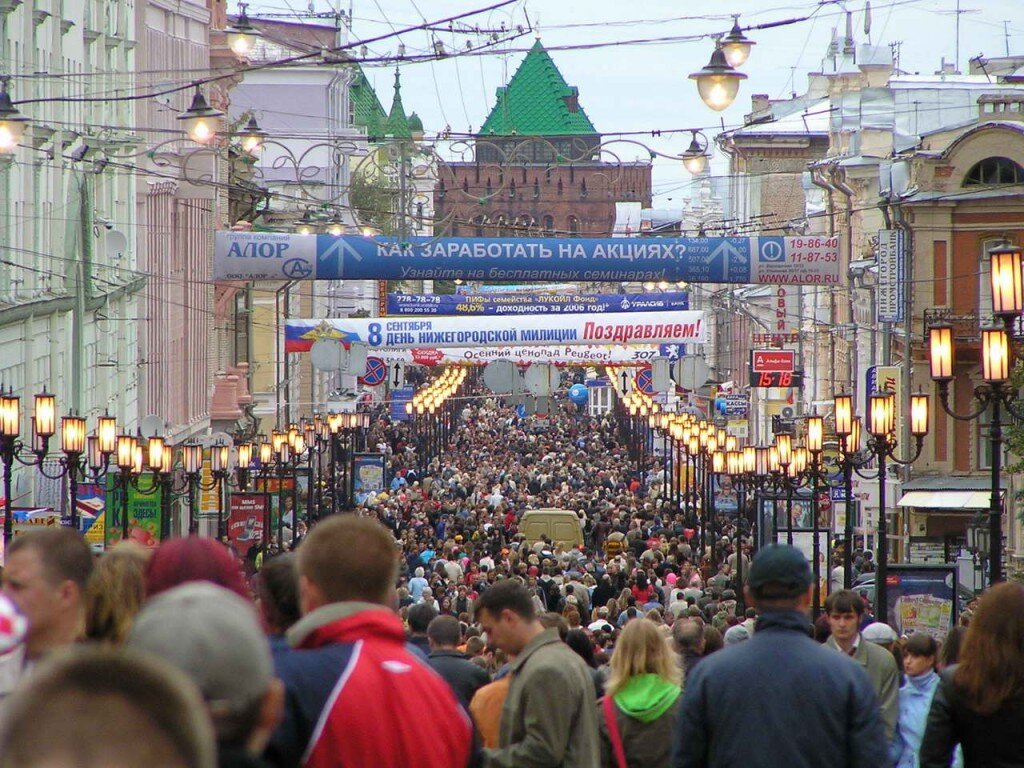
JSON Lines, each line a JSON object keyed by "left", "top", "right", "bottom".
{"left": 350, "top": 65, "right": 387, "bottom": 141}
{"left": 384, "top": 68, "right": 412, "bottom": 140}
{"left": 479, "top": 40, "right": 598, "bottom": 136}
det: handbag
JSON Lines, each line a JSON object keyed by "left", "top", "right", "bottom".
{"left": 601, "top": 695, "right": 629, "bottom": 768}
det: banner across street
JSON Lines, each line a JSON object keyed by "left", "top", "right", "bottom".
{"left": 385, "top": 291, "right": 689, "bottom": 316}
{"left": 214, "top": 232, "right": 841, "bottom": 285}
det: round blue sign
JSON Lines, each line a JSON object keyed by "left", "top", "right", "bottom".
{"left": 568, "top": 383, "right": 589, "bottom": 405}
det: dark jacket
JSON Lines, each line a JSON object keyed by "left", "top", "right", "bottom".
{"left": 428, "top": 649, "right": 491, "bottom": 706}
{"left": 598, "top": 675, "right": 680, "bottom": 768}
{"left": 673, "top": 610, "right": 887, "bottom": 768}
{"left": 268, "top": 603, "right": 475, "bottom": 768}
{"left": 919, "top": 666, "right": 1024, "bottom": 768}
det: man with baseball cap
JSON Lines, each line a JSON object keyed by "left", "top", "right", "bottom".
{"left": 128, "top": 582, "right": 284, "bottom": 768}
{"left": 673, "top": 545, "right": 886, "bottom": 768}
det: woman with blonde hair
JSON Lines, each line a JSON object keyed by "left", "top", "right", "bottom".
{"left": 598, "top": 616, "right": 682, "bottom": 768}
{"left": 84, "top": 541, "right": 151, "bottom": 645}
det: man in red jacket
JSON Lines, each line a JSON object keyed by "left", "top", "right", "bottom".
{"left": 267, "top": 516, "right": 475, "bottom": 768}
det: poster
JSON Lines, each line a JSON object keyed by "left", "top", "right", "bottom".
{"left": 105, "top": 475, "right": 163, "bottom": 548}
{"left": 77, "top": 482, "right": 107, "bottom": 552}
{"left": 12, "top": 509, "right": 60, "bottom": 537}
{"left": 352, "top": 454, "right": 386, "bottom": 505}
{"left": 386, "top": 291, "right": 689, "bottom": 316}
{"left": 214, "top": 231, "right": 841, "bottom": 285}
{"left": 285, "top": 311, "right": 707, "bottom": 352}
{"left": 227, "top": 493, "right": 268, "bottom": 558}
{"left": 776, "top": 491, "right": 831, "bottom": 530}
{"left": 885, "top": 565, "right": 957, "bottom": 641}
{"left": 254, "top": 477, "right": 297, "bottom": 532}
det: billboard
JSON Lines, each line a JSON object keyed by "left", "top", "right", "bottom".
{"left": 285, "top": 311, "right": 706, "bottom": 352}
{"left": 884, "top": 565, "right": 957, "bottom": 641}
{"left": 352, "top": 454, "right": 387, "bottom": 505}
{"left": 385, "top": 291, "right": 689, "bottom": 316}
{"left": 214, "top": 232, "right": 841, "bottom": 285}
{"left": 227, "top": 493, "right": 268, "bottom": 557}
{"left": 105, "top": 475, "right": 164, "bottom": 548}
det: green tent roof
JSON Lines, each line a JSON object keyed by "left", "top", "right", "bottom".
{"left": 383, "top": 69, "right": 412, "bottom": 140}
{"left": 350, "top": 65, "right": 387, "bottom": 140}
{"left": 479, "top": 40, "right": 597, "bottom": 137}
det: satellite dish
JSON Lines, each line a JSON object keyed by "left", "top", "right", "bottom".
{"left": 483, "top": 360, "right": 516, "bottom": 394}
{"left": 139, "top": 414, "right": 164, "bottom": 438}
{"left": 105, "top": 230, "right": 128, "bottom": 260}
{"left": 310, "top": 339, "right": 343, "bottom": 371}
{"left": 675, "top": 357, "right": 711, "bottom": 391}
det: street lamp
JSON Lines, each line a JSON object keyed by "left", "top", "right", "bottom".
{"left": 225, "top": 3, "right": 263, "bottom": 58}
{"left": 689, "top": 41, "right": 747, "bottom": 111}
{"left": 0, "top": 77, "right": 30, "bottom": 154}
{"left": 680, "top": 131, "right": 709, "bottom": 176}
{"left": 864, "top": 392, "right": 928, "bottom": 623}
{"left": 238, "top": 115, "right": 267, "bottom": 155}
{"left": 177, "top": 85, "right": 224, "bottom": 144}
{"left": 720, "top": 15, "right": 756, "bottom": 68}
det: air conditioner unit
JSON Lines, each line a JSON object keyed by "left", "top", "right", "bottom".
{"left": 781, "top": 406, "right": 796, "bottom": 419}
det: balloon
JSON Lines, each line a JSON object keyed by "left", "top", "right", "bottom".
{"left": 568, "top": 383, "right": 589, "bottom": 405}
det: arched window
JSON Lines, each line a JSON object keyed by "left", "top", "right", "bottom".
{"left": 474, "top": 215, "right": 487, "bottom": 238}
{"left": 568, "top": 216, "right": 580, "bottom": 236}
{"left": 495, "top": 215, "right": 508, "bottom": 238}
{"left": 543, "top": 215, "right": 555, "bottom": 235}
{"left": 964, "top": 157, "right": 1024, "bottom": 186}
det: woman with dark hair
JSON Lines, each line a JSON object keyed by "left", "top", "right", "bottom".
{"left": 938, "top": 626, "right": 965, "bottom": 670}
{"left": 145, "top": 536, "right": 248, "bottom": 599}
{"left": 892, "top": 633, "right": 941, "bottom": 768}
{"left": 920, "top": 582, "right": 1024, "bottom": 767}
{"left": 566, "top": 628, "right": 605, "bottom": 699}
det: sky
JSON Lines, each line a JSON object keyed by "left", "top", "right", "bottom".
{"left": 244, "top": 0, "right": 1024, "bottom": 207}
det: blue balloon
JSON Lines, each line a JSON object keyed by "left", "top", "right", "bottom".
{"left": 568, "top": 384, "right": 589, "bottom": 405}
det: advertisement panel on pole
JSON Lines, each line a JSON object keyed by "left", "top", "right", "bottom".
{"left": 105, "top": 476, "right": 163, "bottom": 548}
{"left": 214, "top": 232, "right": 841, "bottom": 285}
{"left": 352, "top": 454, "right": 387, "bottom": 504}
{"left": 884, "top": 565, "right": 957, "bottom": 641}
{"left": 385, "top": 291, "right": 689, "bottom": 316}
{"left": 227, "top": 493, "right": 267, "bottom": 558}
{"left": 77, "top": 482, "right": 107, "bottom": 549}
{"left": 877, "top": 229, "right": 905, "bottom": 323}
{"left": 390, "top": 387, "right": 415, "bottom": 421}
{"left": 285, "top": 311, "right": 707, "bottom": 352}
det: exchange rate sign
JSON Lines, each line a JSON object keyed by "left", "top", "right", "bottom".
{"left": 214, "top": 233, "right": 840, "bottom": 286}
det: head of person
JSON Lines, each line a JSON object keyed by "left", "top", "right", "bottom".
{"left": 744, "top": 545, "right": 814, "bottom": 616}
{"left": 408, "top": 602, "right": 437, "bottom": 635}
{"left": 672, "top": 617, "right": 705, "bottom": 655}
{"left": 939, "top": 625, "right": 965, "bottom": 670}
{"left": 607, "top": 617, "right": 681, "bottom": 697}
{"left": 862, "top": 621, "right": 898, "bottom": 649}
{"left": 565, "top": 628, "right": 598, "bottom": 669}
{"left": 0, "top": 646, "right": 216, "bottom": 768}
{"left": 902, "top": 632, "right": 939, "bottom": 678}
{"left": 427, "top": 614, "right": 461, "bottom": 650}
{"left": 824, "top": 590, "right": 866, "bottom": 645}
{"left": 145, "top": 537, "right": 247, "bottom": 599}
{"left": 723, "top": 625, "right": 750, "bottom": 647}
{"left": 954, "top": 582, "right": 1024, "bottom": 715}
{"left": 538, "top": 611, "right": 569, "bottom": 641}
{"left": 255, "top": 553, "right": 300, "bottom": 636}
{"left": 85, "top": 541, "right": 151, "bottom": 646}
{"left": 296, "top": 516, "right": 399, "bottom": 613}
{"left": 474, "top": 579, "right": 540, "bottom": 656}
{"left": 127, "top": 583, "right": 283, "bottom": 755}
{"left": 2, "top": 528, "right": 93, "bottom": 658}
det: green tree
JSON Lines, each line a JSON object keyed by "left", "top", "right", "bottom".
{"left": 349, "top": 171, "right": 399, "bottom": 235}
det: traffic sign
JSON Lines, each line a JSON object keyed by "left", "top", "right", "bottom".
{"left": 635, "top": 367, "right": 654, "bottom": 395}
{"left": 360, "top": 356, "right": 387, "bottom": 386}
{"left": 751, "top": 349, "right": 795, "bottom": 373}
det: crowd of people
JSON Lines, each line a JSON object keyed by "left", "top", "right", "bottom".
{"left": 0, "top": 385, "right": 1020, "bottom": 768}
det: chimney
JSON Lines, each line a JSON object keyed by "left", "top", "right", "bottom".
{"left": 843, "top": 11, "right": 856, "bottom": 56}
{"left": 935, "top": 57, "right": 958, "bottom": 75}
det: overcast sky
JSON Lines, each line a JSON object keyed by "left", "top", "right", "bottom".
{"left": 249, "top": 0, "right": 1023, "bottom": 207}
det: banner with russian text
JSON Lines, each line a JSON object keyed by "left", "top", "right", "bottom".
{"left": 285, "top": 311, "right": 706, "bottom": 352}
{"left": 385, "top": 291, "right": 689, "bottom": 316}
{"left": 214, "top": 232, "right": 841, "bottom": 285}
{"left": 366, "top": 345, "right": 682, "bottom": 366}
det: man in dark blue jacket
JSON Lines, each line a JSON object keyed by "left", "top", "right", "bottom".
{"left": 673, "top": 544, "right": 887, "bottom": 768}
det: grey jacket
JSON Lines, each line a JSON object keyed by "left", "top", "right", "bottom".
{"left": 484, "top": 628, "right": 599, "bottom": 768}
{"left": 825, "top": 634, "right": 900, "bottom": 741}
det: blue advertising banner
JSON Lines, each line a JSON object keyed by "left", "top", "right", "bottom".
{"left": 389, "top": 387, "right": 415, "bottom": 422}
{"left": 386, "top": 291, "right": 689, "bottom": 316}
{"left": 214, "top": 232, "right": 841, "bottom": 285}
{"left": 352, "top": 453, "right": 387, "bottom": 505}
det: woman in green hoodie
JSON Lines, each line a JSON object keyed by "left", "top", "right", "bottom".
{"left": 597, "top": 617, "right": 682, "bottom": 768}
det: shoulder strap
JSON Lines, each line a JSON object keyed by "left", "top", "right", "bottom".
{"left": 602, "top": 695, "right": 629, "bottom": 768}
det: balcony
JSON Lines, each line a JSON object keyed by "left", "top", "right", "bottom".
{"left": 923, "top": 307, "right": 1024, "bottom": 343}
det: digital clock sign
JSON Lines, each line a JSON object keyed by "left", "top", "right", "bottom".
{"left": 749, "top": 370, "right": 804, "bottom": 388}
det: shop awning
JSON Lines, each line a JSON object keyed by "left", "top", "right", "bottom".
{"left": 897, "top": 490, "right": 997, "bottom": 509}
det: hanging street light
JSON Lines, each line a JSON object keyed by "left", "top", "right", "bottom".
{"left": 689, "top": 41, "right": 747, "bottom": 111}
{"left": 177, "top": 85, "right": 225, "bottom": 144}
{"left": 720, "top": 15, "right": 756, "bottom": 68}
{"left": 238, "top": 114, "right": 267, "bottom": 155}
{"left": 681, "top": 130, "right": 709, "bottom": 175}
{"left": 225, "top": 3, "right": 263, "bottom": 58}
{"left": 0, "top": 78, "right": 30, "bottom": 154}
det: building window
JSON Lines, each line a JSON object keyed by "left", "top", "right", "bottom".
{"left": 568, "top": 216, "right": 580, "bottom": 236}
{"left": 543, "top": 215, "right": 555, "bottom": 235}
{"left": 474, "top": 216, "right": 486, "bottom": 237}
{"left": 963, "top": 157, "right": 1024, "bottom": 186}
